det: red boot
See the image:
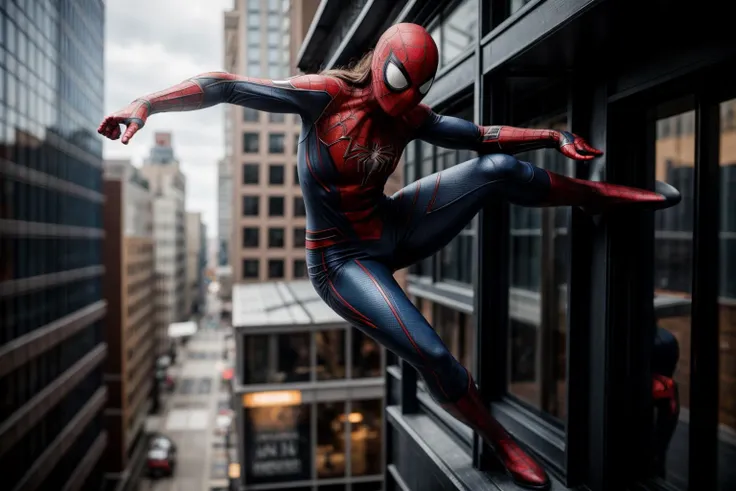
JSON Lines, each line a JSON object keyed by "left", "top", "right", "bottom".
{"left": 545, "top": 171, "right": 681, "bottom": 213}
{"left": 441, "top": 380, "right": 550, "bottom": 489}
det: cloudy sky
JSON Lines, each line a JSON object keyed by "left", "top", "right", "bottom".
{"left": 104, "top": 0, "right": 234, "bottom": 238}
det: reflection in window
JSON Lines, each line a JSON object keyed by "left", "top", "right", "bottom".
{"left": 276, "top": 333, "right": 310, "bottom": 382}
{"left": 243, "top": 133, "right": 259, "bottom": 153}
{"left": 269, "top": 133, "right": 285, "bottom": 153}
{"left": 316, "top": 330, "right": 346, "bottom": 380}
{"left": 718, "top": 97, "right": 736, "bottom": 491}
{"left": 316, "top": 402, "right": 346, "bottom": 478}
{"left": 429, "top": 0, "right": 478, "bottom": 68}
{"left": 350, "top": 399, "right": 383, "bottom": 476}
{"left": 507, "top": 116, "right": 569, "bottom": 420}
{"left": 352, "top": 330, "right": 382, "bottom": 378}
{"left": 243, "top": 335, "right": 270, "bottom": 383}
{"left": 653, "top": 107, "right": 695, "bottom": 488}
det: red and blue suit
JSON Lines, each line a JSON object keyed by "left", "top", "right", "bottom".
{"left": 100, "top": 23, "right": 680, "bottom": 490}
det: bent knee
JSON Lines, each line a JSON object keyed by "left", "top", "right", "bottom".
{"left": 477, "top": 153, "right": 532, "bottom": 183}
{"left": 421, "top": 345, "right": 456, "bottom": 369}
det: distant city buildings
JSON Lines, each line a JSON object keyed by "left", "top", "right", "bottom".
{"left": 225, "top": 0, "right": 319, "bottom": 283}
{"left": 0, "top": 1, "right": 108, "bottom": 490}
{"left": 186, "top": 211, "right": 208, "bottom": 317}
{"left": 140, "top": 132, "right": 189, "bottom": 355}
{"left": 102, "top": 159, "right": 157, "bottom": 489}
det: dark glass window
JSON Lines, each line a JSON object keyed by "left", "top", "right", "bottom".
{"left": 242, "top": 227, "right": 259, "bottom": 248}
{"left": 316, "top": 402, "right": 346, "bottom": 478}
{"left": 244, "top": 107, "right": 259, "bottom": 122}
{"left": 269, "top": 164, "right": 285, "bottom": 185}
{"left": 293, "top": 197, "right": 306, "bottom": 217}
{"left": 242, "top": 196, "right": 259, "bottom": 216}
{"left": 352, "top": 330, "right": 382, "bottom": 378}
{"left": 243, "top": 335, "right": 268, "bottom": 383}
{"left": 294, "top": 228, "right": 306, "bottom": 248}
{"left": 269, "top": 196, "right": 284, "bottom": 216}
{"left": 242, "top": 259, "right": 259, "bottom": 279}
{"left": 243, "top": 163, "right": 259, "bottom": 184}
{"left": 243, "top": 133, "right": 259, "bottom": 153}
{"left": 652, "top": 107, "right": 695, "bottom": 489}
{"left": 268, "top": 133, "right": 285, "bottom": 153}
{"left": 268, "top": 228, "right": 284, "bottom": 248}
{"left": 434, "top": 304, "right": 475, "bottom": 377}
{"left": 268, "top": 259, "right": 284, "bottom": 278}
{"left": 429, "top": 0, "right": 478, "bottom": 68}
{"left": 316, "top": 330, "right": 346, "bottom": 380}
{"left": 506, "top": 116, "right": 569, "bottom": 421}
{"left": 268, "top": 112, "right": 285, "bottom": 123}
{"left": 350, "top": 399, "right": 383, "bottom": 476}
{"left": 277, "top": 332, "right": 310, "bottom": 381}
{"left": 293, "top": 259, "right": 307, "bottom": 278}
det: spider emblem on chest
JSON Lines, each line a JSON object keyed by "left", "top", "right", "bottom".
{"left": 343, "top": 141, "right": 397, "bottom": 183}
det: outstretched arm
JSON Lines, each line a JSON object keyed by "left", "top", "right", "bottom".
{"left": 99, "top": 72, "right": 340, "bottom": 144}
{"left": 406, "top": 105, "right": 602, "bottom": 160}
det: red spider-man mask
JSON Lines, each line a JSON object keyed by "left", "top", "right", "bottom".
{"left": 371, "top": 23, "right": 439, "bottom": 117}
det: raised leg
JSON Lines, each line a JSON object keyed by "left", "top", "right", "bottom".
{"left": 387, "top": 153, "right": 680, "bottom": 267}
{"left": 308, "top": 254, "right": 550, "bottom": 489}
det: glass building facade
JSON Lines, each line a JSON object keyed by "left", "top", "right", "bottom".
{"left": 0, "top": 0, "right": 107, "bottom": 490}
{"left": 297, "top": 1, "right": 736, "bottom": 490}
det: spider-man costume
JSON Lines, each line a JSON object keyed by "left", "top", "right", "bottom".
{"left": 99, "top": 23, "right": 681, "bottom": 490}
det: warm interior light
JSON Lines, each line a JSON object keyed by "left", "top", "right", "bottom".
{"left": 242, "top": 390, "right": 302, "bottom": 408}
{"left": 228, "top": 462, "right": 240, "bottom": 479}
{"left": 339, "top": 412, "right": 363, "bottom": 423}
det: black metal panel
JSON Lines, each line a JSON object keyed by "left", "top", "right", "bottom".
{"left": 481, "top": 0, "right": 603, "bottom": 75}
{"left": 563, "top": 75, "right": 598, "bottom": 487}
{"left": 687, "top": 81, "right": 721, "bottom": 491}
{"left": 424, "top": 53, "right": 476, "bottom": 110}
{"left": 473, "top": 73, "right": 511, "bottom": 471}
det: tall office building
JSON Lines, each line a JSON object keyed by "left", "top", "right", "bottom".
{"left": 185, "top": 211, "right": 207, "bottom": 316}
{"left": 226, "top": 0, "right": 320, "bottom": 283}
{"left": 0, "top": 1, "right": 108, "bottom": 490}
{"left": 140, "top": 132, "right": 188, "bottom": 355}
{"left": 102, "top": 160, "right": 156, "bottom": 489}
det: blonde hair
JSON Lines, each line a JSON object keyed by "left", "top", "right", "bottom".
{"left": 320, "top": 51, "right": 374, "bottom": 87}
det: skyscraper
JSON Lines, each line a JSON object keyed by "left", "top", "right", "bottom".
{"left": 102, "top": 159, "right": 156, "bottom": 488}
{"left": 0, "top": 1, "right": 108, "bottom": 490}
{"left": 226, "top": 0, "right": 320, "bottom": 283}
{"left": 185, "top": 211, "right": 207, "bottom": 316}
{"left": 140, "top": 132, "right": 188, "bottom": 355}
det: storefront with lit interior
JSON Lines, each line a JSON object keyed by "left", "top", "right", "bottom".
{"left": 296, "top": 1, "right": 736, "bottom": 490}
{"left": 230, "top": 280, "right": 386, "bottom": 491}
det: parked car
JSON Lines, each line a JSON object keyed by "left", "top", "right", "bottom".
{"left": 146, "top": 434, "right": 177, "bottom": 477}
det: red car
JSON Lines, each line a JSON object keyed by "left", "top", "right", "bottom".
{"left": 146, "top": 434, "right": 177, "bottom": 477}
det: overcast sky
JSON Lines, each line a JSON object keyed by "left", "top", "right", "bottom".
{"left": 103, "top": 0, "right": 234, "bottom": 238}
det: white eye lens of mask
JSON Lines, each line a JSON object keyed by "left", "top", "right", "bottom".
{"left": 385, "top": 61, "right": 409, "bottom": 91}
{"left": 418, "top": 77, "right": 433, "bottom": 95}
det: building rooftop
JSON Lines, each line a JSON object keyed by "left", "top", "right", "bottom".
{"left": 232, "top": 280, "right": 346, "bottom": 329}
